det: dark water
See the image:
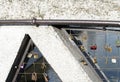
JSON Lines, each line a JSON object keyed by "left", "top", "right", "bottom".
{"left": 85, "top": 31, "right": 120, "bottom": 82}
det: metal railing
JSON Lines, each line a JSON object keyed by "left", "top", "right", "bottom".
{"left": 0, "top": 18, "right": 120, "bottom": 27}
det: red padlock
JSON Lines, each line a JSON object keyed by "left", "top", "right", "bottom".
{"left": 90, "top": 44, "right": 97, "bottom": 50}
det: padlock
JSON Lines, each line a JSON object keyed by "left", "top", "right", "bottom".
{"left": 33, "top": 53, "right": 39, "bottom": 59}
{"left": 83, "top": 61, "right": 88, "bottom": 65}
{"left": 41, "top": 62, "right": 46, "bottom": 69}
{"left": 43, "top": 73, "right": 48, "bottom": 82}
{"left": 80, "top": 59, "right": 87, "bottom": 65}
{"left": 107, "top": 46, "right": 112, "bottom": 52}
{"left": 111, "top": 57, "right": 117, "bottom": 64}
{"left": 104, "top": 45, "right": 112, "bottom": 52}
{"left": 31, "top": 72, "right": 37, "bottom": 81}
{"left": 90, "top": 44, "right": 97, "bottom": 50}
{"left": 80, "top": 45, "right": 85, "bottom": 51}
{"left": 116, "top": 39, "right": 120, "bottom": 47}
{"left": 93, "top": 57, "right": 97, "bottom": 64}
{"left": 27, "top": 53, "right": 33, "bottom": 58}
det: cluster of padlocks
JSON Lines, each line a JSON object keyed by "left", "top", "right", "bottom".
{"left": 81, "top": 33, "right": 120, "bottom": 65}
{"left": 69, "top": 32, "right": 120, "bottom": 65}
{"left": 17, "top": 50, "right": 49, "bottom": 82}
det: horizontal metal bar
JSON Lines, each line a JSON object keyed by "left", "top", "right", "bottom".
{"left": 0, "top": 18, "right": 120, "bottom": 27}
{"left": 65, "top": 26, "right": 120, "bottom": 31}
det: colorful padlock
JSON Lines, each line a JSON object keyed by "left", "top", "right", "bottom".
{"left": 116, "top": 39, "right": 120, "bottom": 47}
{"left": 90, "top": 44, "right": 97, "bottom": 50}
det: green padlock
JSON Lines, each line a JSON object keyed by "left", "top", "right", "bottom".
{"left": 116, "top": 39, "right": 120, "bottom": 47}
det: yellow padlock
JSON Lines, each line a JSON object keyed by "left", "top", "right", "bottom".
{"left": 80, "top": 45, "right": 85, "bottom": 52}
{"left": 33, "top": 54, "right": 39, "bottom": 59}
{"left": 93, "top": 57, "right": 97, "bottom": 64}
{"left": 80, "top": 57, "right": 88, "bottom": 65}
{"left": 107, "top": 46, "right": 112, "bottom": 52}
{"left": 83, "top": 61, "right": 88, "bottom": 65}
{"left": 104, "top": 45, "right": 112, "bottom": 52}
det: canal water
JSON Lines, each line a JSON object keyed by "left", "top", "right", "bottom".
{"left": 85, "top": 31, "right": 120, "bottom": 82}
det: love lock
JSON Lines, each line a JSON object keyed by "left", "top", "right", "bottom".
{"left": 33, "top": 53, "right": 39, "bottom": 59}
{"left": 93, "top": 57, "right": 97, "bottom": 64}
{"left": 80, "top": 45, "right": 85, "bottom": 52}
{"left": 104, "top": 45, "right": 112, "bottom": 52}
{"left": 111, "top": 57, "right": 117, "bottom": 64}
{"left": 90, "top": 44, "right": 97, "bottom": 50}
{"left": 27, "top": 53, "right": 33, "bottom": 58}
{"left": 83, "top": 61, "right": 88, "bottom": 65}
{"left": 41, "top": 62, "right": 46, "bottom": 69}
{"left": 107, "top": 46, "right": 112, "bottom": 52}
{"left": 80, "top": 57, "right": 88, "bottom": 65}
{"left": 116, "top": 39, "right": 120, "bottom": 47}
{"left": 43, "top": 73, "right": 49, "bottom": 82}
{"left": 31, "top": 72, "right": 37, "bottom": 81}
